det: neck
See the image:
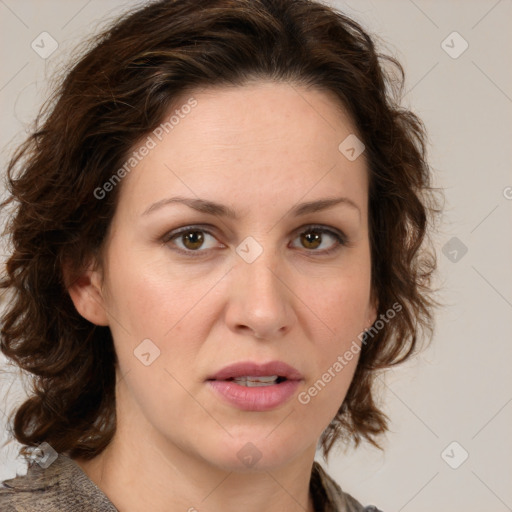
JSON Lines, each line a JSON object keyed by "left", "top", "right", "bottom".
{"left": 72, "top": 385, "right": 318, "bottom": 512}
{"left": 73, "top": 439, "right": 317, "bottom": 512}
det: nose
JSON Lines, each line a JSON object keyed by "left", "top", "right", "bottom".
{"left": 224, "top": 247, "right": 295, "bottom": 341}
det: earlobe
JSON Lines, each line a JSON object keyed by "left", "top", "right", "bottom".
{"left": 64, "top": 261, "right": 109, "bottom": 327}
{"left": 367, "top": 295, "right": 379, "bottom": 330}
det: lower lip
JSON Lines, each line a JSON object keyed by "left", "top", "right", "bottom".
{"left": 207, "top": 379, "right": 301, "bottom": 411}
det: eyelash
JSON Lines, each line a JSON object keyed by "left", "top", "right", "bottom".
{"left": 160, "top": 224, "right": 348, "bottom": 258}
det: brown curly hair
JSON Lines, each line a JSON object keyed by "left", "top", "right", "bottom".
{"left": 0, "top": 0, "right": 442, "bottom": 462}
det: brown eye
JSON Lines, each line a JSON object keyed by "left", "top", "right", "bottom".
{"left": 163, "top": 224, "right": 345, "bottom": 257}
{"left": 181, "top": 230, "right": 205, "bottom": 250}
{"left": 164, "top": 227, "right": 220, "bottom": 255}
{"left": 291, "top": 225, "right": 346, "bottom": 255}
{"left": 300, "top": 230, "right": 322, "bottom": 249}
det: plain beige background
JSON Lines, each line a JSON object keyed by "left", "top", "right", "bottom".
{"left": 1, "top": 1, "right": 511, "bottom": 511}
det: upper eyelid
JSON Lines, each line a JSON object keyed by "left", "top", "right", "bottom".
{"left": 164, "top": 224, "right": 346, "bottom": 249}
{"left": 165, "top": 223, "right": 344, "bottom": 239}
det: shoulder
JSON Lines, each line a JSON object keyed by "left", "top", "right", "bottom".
{"left": 311, "top": 461, "right": 384, "bottom": 512}
{"left": 0, "top": 452, "right": 118, "bottom": 511}
{"left": 0, "top": 455, "right": 62, "bottom": 512}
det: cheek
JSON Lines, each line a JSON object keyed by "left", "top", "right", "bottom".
{"left": 296, "top": 348, "right": 359, "bottom": 440}
{"left": 291, "top": 273, "right": 369, "bottom": 421}
{"left": 102, "top": 249, "right": 229, "bottom": 389}
{"left": 103, "top": 247, "right": 212, "bottom": 338}
{"left": 308, "top": 271, "right": 372, "bottom": 341}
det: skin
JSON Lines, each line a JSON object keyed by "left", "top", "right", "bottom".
{"left": 67, "top": 81, "right": 378, "bottom": 512}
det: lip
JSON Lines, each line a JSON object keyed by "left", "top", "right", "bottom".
{"left": 206, "top": 361, "right": 304, "bottom": 412}
{"left": 207, "top": 361, "right": 304, "bottom": 381}
{"left": 207, "top": 380, "right": 301, "bottom": 411}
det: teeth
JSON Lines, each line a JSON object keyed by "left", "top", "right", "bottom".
{"left": 232, "top": 375, "right": 279, "bottom": 387}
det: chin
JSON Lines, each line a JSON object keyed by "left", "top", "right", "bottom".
{"left": 205, "top": 430, "right": 310, "bottom": 473}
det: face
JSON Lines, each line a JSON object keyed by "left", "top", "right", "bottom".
{"left": 71, "top": 81, "right": 377, "bottom": 472}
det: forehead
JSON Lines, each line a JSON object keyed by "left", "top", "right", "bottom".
{"left": 117, "top": 81, "right": 369, "bottom": 217}
{"left": 171, "top": 81, "right": 357, "bottom": 151}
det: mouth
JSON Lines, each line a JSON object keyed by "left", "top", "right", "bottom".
{"left": 219, "top": 375, "right": 289, "bottom": 387}
{"left": 206, "top": 361, "right": 303, "bottom": 411}
{"left": 206, "top": 360, "right": 304, "bottom": 382}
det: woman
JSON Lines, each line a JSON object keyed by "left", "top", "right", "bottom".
{"left": 0, "top": 0, "right": 440, "bottom": 510}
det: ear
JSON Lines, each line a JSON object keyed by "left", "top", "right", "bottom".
{"left": 64, "top": 259, "right": 109, "bottom": 326}
{"left": 366, "top": 292, "right": 379, "bottom": 330}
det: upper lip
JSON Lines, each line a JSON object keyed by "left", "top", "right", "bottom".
{"left": 207, "top": 361, "right": 304, "bottom": 381}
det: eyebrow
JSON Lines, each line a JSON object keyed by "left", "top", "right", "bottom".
{"left": 142, "top": 195, "right": 361, "bottom": 218}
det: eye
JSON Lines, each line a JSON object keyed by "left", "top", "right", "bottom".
{"left": 290, "top": 225, "right": 346, "bottom": 255}
{"left": 161, "top": 224, "right": 347, "bottom": 257}
{"left": 163, "top": 226, "right": 222, "bottom": 256}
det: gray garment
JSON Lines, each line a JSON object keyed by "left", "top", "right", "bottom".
{"left": 0, "top": 453, "right": 383, "bottom": 511}
{"left": 311, "top": 462, "right": 383, "bottom": 512}
{"left": 0, "top": 454, "right": 117, "bottom": 512}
